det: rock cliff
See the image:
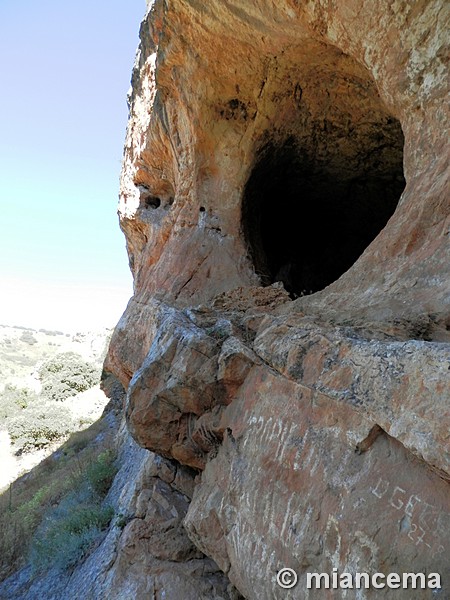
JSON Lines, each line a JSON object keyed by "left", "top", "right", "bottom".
{"left": 104, "top": 1, "right": 449, "bottom": 598}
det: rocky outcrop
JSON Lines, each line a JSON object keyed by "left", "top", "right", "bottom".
{"left": 125, "top": 287, "right": 289, "bottom": 469}
{"left": 96, "top": 423, "right": 238, "bottom": 600}
{"left": 119, "top": 288, "right": 450, "bottom": 597}
{"left": 105, "top": 1, "right": 449, "bottom": 598}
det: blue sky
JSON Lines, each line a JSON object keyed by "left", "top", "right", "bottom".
{"left": 0, "top": 0, "right": 145, "bottom": 330}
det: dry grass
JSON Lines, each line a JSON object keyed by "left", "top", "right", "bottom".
{"left": 0, "top": 417, "right": 115, "bottom": 581}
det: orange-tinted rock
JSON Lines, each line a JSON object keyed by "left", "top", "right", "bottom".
{"left": 185, "top": 367, "right": 450, "bottom": 599}
{"left": 104, "top": 1, "right": 450, "bottom": 598}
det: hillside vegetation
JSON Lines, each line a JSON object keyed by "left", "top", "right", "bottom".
{"left": 0, "top": 324, "right": 112, "bottom": 488}
{"left": 0, "top": 324, "right": 119, "bottom": 583}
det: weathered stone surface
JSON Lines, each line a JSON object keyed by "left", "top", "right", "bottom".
{"left": 253, "top": 314, "right": 450, "bottom": 476}
{"left": 103, "top": 0, "right": 450, "bottom": 598}
{"left": 125, "top": 298, "right": 450, "bottom": 477}
{"left": 185, "top": 366, "right": 450, "bottom": 599}
{"left": 106, "top": 0, "right": 449, "bottom": 386}
{"left": 125, "top": 298, "right": 265, "bottom": 469}
{"left": 116, "top": 292, "right": 450, "bottom": 597}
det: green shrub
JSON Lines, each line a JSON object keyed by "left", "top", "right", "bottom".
{"left": 38, "top": 352, "right": 99, "bottom": 401}
{"left": 115, "top": 512, "right": 131, "bottom": 530}
{"left": 32, "top": 525, "right": 102, "bottom": 572}
{"left": 7, "top": 403, "right": 74, "bottom": 453}
{"left": 86, "top": 450, "right": 117, "bottom": 496}
{"left": 15, "top": 483, "right": 62, "bottom": 532}
{"left": 0, "top": 468, "right": 83, "bottom": 580}
{"left": 29, "top": 452, "right": 117, "bottom": 573}
{"left": 30, "top": 491, "right": 114, "bottom": 572}
{"left": 62, "top": 504, "right": 114, "bottom": 534}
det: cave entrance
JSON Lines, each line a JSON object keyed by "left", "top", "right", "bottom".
{"left": 242, "top": 93, "right": 405, "bottom": 298}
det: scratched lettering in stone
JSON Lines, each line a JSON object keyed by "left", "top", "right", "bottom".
{"left": 228, "top": 512, "right": 279, "bottom": 591}
{"left": 370, "top": 477, "right": 448, "bottom": 556}
{"left": 243, "top": 410, "right": 300, "bottom": 468}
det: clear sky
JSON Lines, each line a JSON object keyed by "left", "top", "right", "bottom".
{"left": 0, "top": 0, "right": 145, "bottom": 331}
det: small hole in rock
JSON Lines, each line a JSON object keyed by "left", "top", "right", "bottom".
{"left": 199, "top": 206, "right": 206, "bottom": 212}
{"left": 145, "top": 196, "right": 161, "bottom": 209}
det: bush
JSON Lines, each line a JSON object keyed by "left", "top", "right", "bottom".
{"left": 32, "top": 524, "right": 103, "bottom": 572}
{"left": 0, "top": 386, "right": 38, "bottom": 419}
{"left": 7, "top": 403, "right": 74, "bottom": 453}
{"left": 30, "top": 495, "right": 114, "bottom": 572}
{"left": 38, "top": 352, "right": 99, "bottom": 401}
{"left": 20, "top": 331, "right": 37, "bottom": 345}
{"left": 86, "top": 450, "right": 117, "bottom": 496}
{"left": 29, "top": 451, "right": 117, "bottom": 573}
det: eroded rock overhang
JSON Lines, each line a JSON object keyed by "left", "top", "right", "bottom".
{"left": 114, "top": 0, "right": 448, "bottom": 338}
{"left": 104, "top": 1, "right": 450, "bottom": 598}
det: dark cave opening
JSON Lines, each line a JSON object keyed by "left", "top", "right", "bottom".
{"left": 242, "top": 133, "right": 405, "bottom": 298}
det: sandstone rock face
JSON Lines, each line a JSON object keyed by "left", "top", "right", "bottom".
{"left": 125, "top": 288, "right": 289, "bottom": 469}
{"left": 98, "top": 429, "right": 238, "bottom": 600}
{"left": 120, "top": 291, "right": 450, "bottom": 597}
{"left": 105, "top": 1, "right": 450, "bottom": 598}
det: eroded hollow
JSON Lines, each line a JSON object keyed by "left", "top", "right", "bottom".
{"left": 242, "top": 63, "right": 405, "bottom": 298}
